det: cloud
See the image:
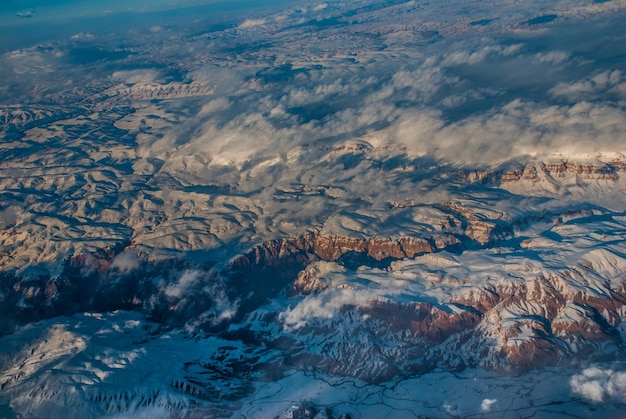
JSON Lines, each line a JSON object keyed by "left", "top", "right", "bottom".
{"left": 109, "top": 9, "right": 626, "bottom": 174}
{"left": 238, "top": 19, "right": 266, "bottom": 29}
{"left": 153, "top": 66, "right": 626, "bottom": 172}
{"left": 391, "top": 61, "right": 452, "bottom": 102}
{"left": 164, "top": 270, "right": 201, "bottom": 299}
{"left": 535, "top": 50, "right": 570, "bottom": 65}
{"left": 442, "top": 404, "right": 459, "bottom": 416}
{"left": 188, "top": 65, "right": 244, "bottom": 95}
{"left": 111, "top": 250, "right": 141, "bottom": 273}
{"left": 278, "top": 268, "right": 417, "bottom": 331}
{"left": 176, "top": 113, "right": 299, "bottom": 167}
{"left": 146, "top": 269, "right": 239, "bottom": 331}
{"left": 387, "top": 99, "right": 626, "bottom": 164}
{"left": 480, "top": 398, "right": 497, "bottom": 412}
{"left": 184, "top": 279, "right": 239, "bottom": 332}
{"left": 199, "top": 97, "right": 232, "bottom": 115}
{"left": 550, "top": 70, "right": 626, "bottom": 102}
{"left": 201, "top": 282, "right": 238, "bottom": 322}
{"left": 312, "top": 3, "right": 328, "bottom": 11}
{"left": 70, "top": 32, "right": 95, "bottom": 41}
{"left": 111, "top": 69, "right": 160, "bottom": 84}
{"left": 279, "top": 287, "right": 383, "bottom": 331}
{"left": 442, "top": 44, "right": 523, "bottom": 66}
{"left": 3, "top": 46, "right": 64, "bottom": 74}
{"left": 570, "top": 367, "right": 626, "bottom": 403}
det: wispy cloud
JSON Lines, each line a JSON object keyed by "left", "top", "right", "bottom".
{"left": 164, "top": 270, "right": 200, "bottom": 299}
{"left": 279, "top": 287, "right": 382, "bottom": 331}
{"left": 111, "top": 69, "right": 160, "bottom": 84}
{"left": 442, "top": 44, "right": 523, "bottom": 66}
{"left": 550, "top": 70, "right": 626, "bottom": 102}
{"left": 111, "top": 250, "right": 142, "bottom": 273}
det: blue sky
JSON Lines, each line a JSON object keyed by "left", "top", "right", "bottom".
{"left": 0, "top": 0, "right": 222, "bottom": 24}
{"left": 0, "top": 0, "right": 286, "bottom": 27}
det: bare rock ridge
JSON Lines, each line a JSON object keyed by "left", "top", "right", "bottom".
{"left": 231, "top": 232, "right": 435, "bottom": 271}
{"left": 456, "top": 158, "right": 626, "bottom": 185}
{"left": 228, "top": 232, "right": 440, "bottom": 307}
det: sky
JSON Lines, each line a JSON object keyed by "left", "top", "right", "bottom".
{"left": 0, "top": 0, "right": 285, "bottom": 24}
{"left": 2, "top": 0, "right": 203, "bottom": 18}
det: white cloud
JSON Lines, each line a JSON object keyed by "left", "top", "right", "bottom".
{"left": 480, "top": 398, "right": 497, "bottom": 412}
{"left": 189, "top": 65, "right": 243, "bottom": 95}
{"left": 70, "top": 32, "right": 95, "bottom": 41}
{"left": 111, "top": 250, "right": 141, "bottom": 273}
{"left": 391, "top": 63, "right": 451, "bottom": 102}
{"left": 238, "top": 19, "right": 266, "bottom": 29}
{"left": 535, "top": 50, "right": 570, "bottom": 65}
{"left": 550, "top": 70, "right": 625, "bottom": 101}
{"left": 164, "top": 270, "right": 201, "bottom": 299}
{"left": 111, "top": 69, "right": 160, "bottom": 84}
{"left": 388, "top": 99, "right": 626, "bottom": 163}
{"left": 312, "top": 3, "right": 328, "bottom": 11}
{"left": 0, "top": 206, "right": 19, "bottom": 228}
{"left": 4, "top": 46, "right": 64, "bottom": 74}
{"left": 279, "top": 287, "right": 382, "bottom": 331}
{"left": 199, "top": 97, "right": 232, "bottom": 115}
{"left": 570, "top": 367, "right": 626, "bottom": 403}
{"left": 442, "top": 404, "right": 458, "bottom": 416}
{"left": 442, "top": 44, "right": 524, "bottom": 66}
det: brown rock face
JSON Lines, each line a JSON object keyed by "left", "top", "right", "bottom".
{"left": 291, "top": 263, "right": 330, "bottom": 295}
{"left": 455, "top": 159, "right": 624, "bottom": 186}
{"left": 231, "top": 232, "right": 436, "bottom": 273}
{"left": 229, "top": 232, "right": 437, "bottom": 300}
{"left": 500, "top": 160, "right": 623, "bottom": 183}
{"left": 313, "top": 235, "right": 434, "bottom": 261}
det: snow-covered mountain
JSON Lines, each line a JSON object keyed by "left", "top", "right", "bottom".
{"left": 2, "top": 0, "right": 626, "bottom": 417}
{"left": 2, "top": 151, "right": 626, "bottom": 417}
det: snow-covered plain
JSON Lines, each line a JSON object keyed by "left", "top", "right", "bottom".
{"left": 1, "top": 0, "right": 626, "bottom": 417}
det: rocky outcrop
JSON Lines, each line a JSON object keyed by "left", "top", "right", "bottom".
{"left": 434, "top": 203, "right": 511, "bottom": 246}
{"left": 455, "top": 159, "right": 625, "bottom": 186}
{"left": 313, "top": 235, "right": 433, "bottom": 261}
{"left": 231, "top": 232, "right": 436, "bottom": 273}
{"left": 229, "top": 232, "right": 437, "bottom": 304}
{"left": 501, "top": 160, "right": 624, "bottom": 183}
{"left": 292, "top": 263, "right": 330, "bottom": 295}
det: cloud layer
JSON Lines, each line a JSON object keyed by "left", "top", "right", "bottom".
{"left": 570, "top": 367, "right": 626, "bottom": 403}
